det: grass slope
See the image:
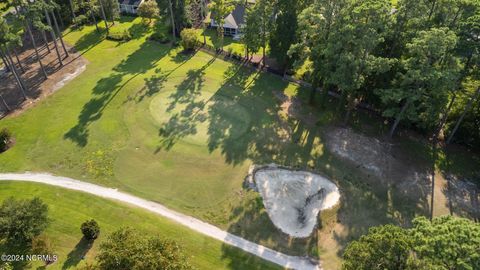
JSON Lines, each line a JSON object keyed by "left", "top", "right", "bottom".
{"left": 0, "top": 181, "right": 280, "bottom": 270}
{"left": 0, "top": 17, "right": 478, "bottom": 269}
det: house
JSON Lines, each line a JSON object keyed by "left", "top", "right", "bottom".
{"left": 210, "top": 1, "right": 255, "bottom": 36}
{"left": 119, "top": 0, "right": 144, "bottom": 14}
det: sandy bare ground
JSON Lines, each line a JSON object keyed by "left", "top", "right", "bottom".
{"left": 0, "top": 172, "right": 321, "bottom": 270}
{"left": 324, "top": 127, "right": 479, "bottom": 220}
{"left": 0, "top": 40, "right": 87, "bottom": 118}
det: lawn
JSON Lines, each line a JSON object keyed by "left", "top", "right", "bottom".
{"left": 195, "top": 28, "right": 268, "bottom": 56}
{"left": 0, "top": 181, "right": 280, "bottom": 270}
{"left": 0, "top": 16, "right": 479, "bottom": 270}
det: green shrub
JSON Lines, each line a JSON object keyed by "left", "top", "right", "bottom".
{"left": 180, "top": 28, "right": 198, "bottom": 51}
{"left": 106, "top": 29, "right": 131, "bottom": 41}
{"left": 0, "top": 128, "right": 11, "bottom": 152}
{"left": 81, "top": 219, "right": 100, "bottom": 240}
{"left": 97, "top": 228, "right": 192, "bottom": 270}
{"left": 74, "top": 15, "right": 89, "bottom": 27}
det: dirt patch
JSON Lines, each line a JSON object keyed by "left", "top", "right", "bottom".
{"left": 323, "top": 127, "right": 480, "bottom": 221}
{"left": 444, "top": 175, "right": 480, "bottom": 220}
{"left": 0, "top": 38, "right": 87, "bottom": 118}
{"left": 324, "top": 127, "right": 432, "bottom": 202}
{"left": 273, "top": 91, "right": 317, "bottom": 126}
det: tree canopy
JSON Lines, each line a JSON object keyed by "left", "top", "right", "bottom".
{"left": 0, "top": 197, "right": 49, "bottom": 246}
{"left": 342, "top": 216, "right": 480, "bottom": 270}
{"left": 96, "top": 228, "right": 192, "bottom": 270}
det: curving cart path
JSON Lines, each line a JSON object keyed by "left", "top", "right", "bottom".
{"left": 0, "top": 173, "right": 321, "bottom": 270}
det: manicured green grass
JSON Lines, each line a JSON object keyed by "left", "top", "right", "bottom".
{"left": 195, "top": 28, "right": 266, "bottom": 56}
{"left": 0, "top": 182, "right": 280, "bottom": 270}
{"left": 0, "top": 16, "right": 479, "bottom": 270}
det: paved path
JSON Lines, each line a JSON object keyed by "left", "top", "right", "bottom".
{"left": 0, "top": 173, "right": 321, "bottom": 270}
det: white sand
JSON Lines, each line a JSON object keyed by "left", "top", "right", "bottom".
{"left": 0, "top": 172, "right": 321, "bottom": 270}
{"left": 254, "top": 167, "right": 340, "bottom": 238}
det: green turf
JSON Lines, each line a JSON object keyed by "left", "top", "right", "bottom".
{"left": 0, "top": 16, "right": 479, "bottom": 269}
{"left": 0, "top": 181, "right": 280, "bottom": 270}
{"left": 194, "top": 28, "right": 268, "bottom": 56}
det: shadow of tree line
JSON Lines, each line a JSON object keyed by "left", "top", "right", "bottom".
{"left": 61, "top": 38, "right": 443, "bottom": 267}
{"left": 152, "top": 57, "right": 435, "bottom": 265}
{"left": 64, "top": 41, "right": 168, "bottom": 147}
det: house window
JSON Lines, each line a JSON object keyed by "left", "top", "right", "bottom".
{"left": 224, "top": 28, "right": 236, "bottom": 36}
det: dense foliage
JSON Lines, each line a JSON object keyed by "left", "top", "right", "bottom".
{"left": 180, "top": 28, "right": 197, "bottom": 50}
{"left": 137, "top": 0, "right": 159, "bottom": 24}
{"left": 0, "top": 197, "right": 49, "bottom": 246}
{"left": 243, "top": 0, "right": 480, "bottom": 144}
{"left": 81, "top": 219, "right": 100, "bottom": 240}
{"left": 96, "top": 228, "right": 192, "bottom": 270}
{"left": 0, "top": 128, "right": 12, "bottom": 152}
{"left": 342, "top": 216, "right": 480, "bottom": 270}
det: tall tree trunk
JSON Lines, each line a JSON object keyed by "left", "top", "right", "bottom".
{"left": 343, "top": 94, "right": 355, "bottom": 126}
{"left": 54, "top": 8, "right": 65, "bottom": 30}
{"left": 12, "top": 48, "right": 25, "bottom": 73}
{"left": 201, "top": 0, "right": 206, "bottom": 45}
{"left": 25, "top": 20, "right": 48, "bottom": 79}
{"left": 25, "top": 21, "right": 48, "bottom": 79}
{"left": 309, "top": 78, "right": 318, "bottom": 105}
{"left": 168, "top": 0, "right": 176, "bottom": 44}
{"left": 429, "top": 137, "right": 438, "bottom": 221}
{"left": 89, "top": 3, "right": 100, "bottom": 33}
{"left": 0, "top": 94, "right": 10, "bottom": 112}
{"left": 1, "top": 48, "right": 28, "bottom": 100}
{"left": 42, "top": 29, "right": 51, "bottom": 53}
{"left": 262, "top": 45, "right": 266, "bottom": 67}
{"left": 434, "top": 92, "right": 457, "bottom": 140}
{"left": 219, "top": 26, "right": 224, "bottom": 50}
{"left": 45, "top": 9, "right": 63, "bottom": 66}
{"left": 1, "top": 53, "right": 10, "bottom": 72}
{"left": 389, "top": 100, "right": 410, "bottom": 138}
{"left": 68, "top": 0, "right": 77, "bottom": 24}
{"left": 446, "top": 87, "right": 480, "bottom": 144}
{"left": 98, "top": 0, "right": 109, "bottom": 33}
{"left": 319, "top": 81, "right": 329, "bottom": 108}
{"left": 50, "top": 9, "right": 69, "bottom": 57}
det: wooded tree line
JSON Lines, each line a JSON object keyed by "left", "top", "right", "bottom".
{"left": 2, "top": 0, "right": 478, "bottom": 148}
{"left": 240, "top": 0, "right": 480, "bottom": 148}
{"left": 1, "top": 0, "right": 71, "bottom": 103}
{"left": 342, "top": 216, "right": 480, "bottom": 270}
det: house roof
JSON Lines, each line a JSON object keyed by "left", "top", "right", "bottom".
{"left": 119, "top": 0, "right": 142, "bottom": 6}
{"left": 212, "top": 1, "right": 255, "bottom": 29}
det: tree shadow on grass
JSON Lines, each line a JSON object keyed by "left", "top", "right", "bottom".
{"left": 73, "top": 28, "right": 105, "bottom": 54}
{"left": 64, "top": 41, "right": 168, "bottom": 147}
{"left": 152, "top": 53, "right": 433, "bottom": 264}
{"left": 154, "top": 57, "right": 216, "bottom": 151}
{"left": 128, "top": 21, "right": 151, "bottom": 40}
{"left": 62, "top": 237, "right": 93, "bottom": 270}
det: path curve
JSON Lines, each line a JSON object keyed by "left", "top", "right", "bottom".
{"left": 0, "top": 173, "right": 321, "bottom": 270}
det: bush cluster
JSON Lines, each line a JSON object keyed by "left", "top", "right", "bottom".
{"left": 0, "top": 128, "right": 12, "bottom": 152}
{"left": 180, "top": 28, "right": 198, "bottom": 51}
{"left": 73, "top": 15, "right": 89, "bottom": 28}
{"left": 81, "top": 219, "right": 100, "bottom": 240}
{"left": 106, "top": 29, "right": 131, "bottom": 41}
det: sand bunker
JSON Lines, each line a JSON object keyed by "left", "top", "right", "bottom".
{"left": 248, "top": 165, "right": 340, "bottom": 238}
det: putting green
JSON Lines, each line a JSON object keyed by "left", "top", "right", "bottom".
{"left": 149, "top": 89, "right": 251, "bottom": 146}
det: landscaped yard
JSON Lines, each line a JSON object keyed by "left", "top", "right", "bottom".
{"left": 0, "top": 17, "right": 479, "bottom": 269}
{"left": 0, "top": 181, "right": 279, "bottom": 270}
{"left": 195, "top": 28, "right": 268, "bottom": 56}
